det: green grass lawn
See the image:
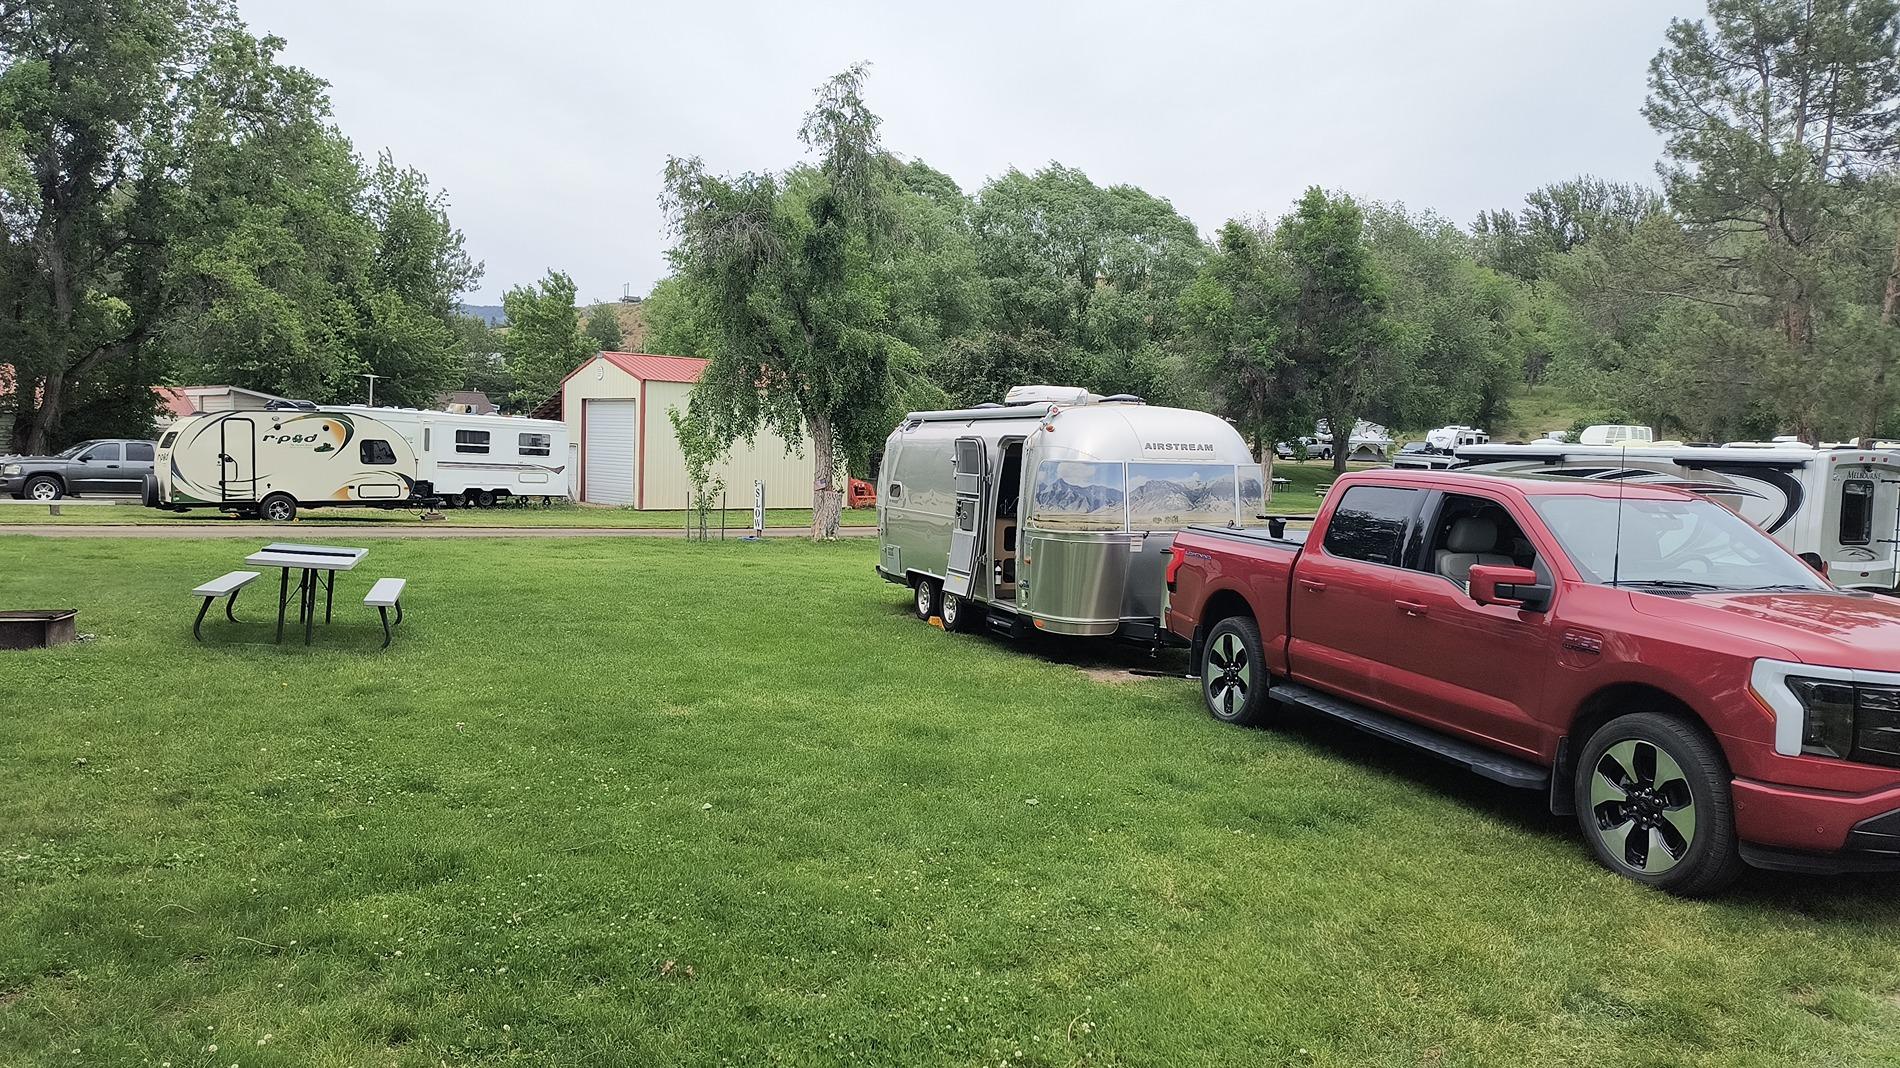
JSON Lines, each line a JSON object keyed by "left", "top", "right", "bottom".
{"left": 3, "top": 536, "right": 1898, "bottom": 1066}
{"left": 0, "top": 502, "right": 876, "bottom": 529}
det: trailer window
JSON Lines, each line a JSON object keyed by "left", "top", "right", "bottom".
{"left": 1127, "top": 462, "right": 1240, "bottom": 529}
{"left": 1236, "top": 468, "right": 1270, "bottom": 527}
{"left": 1842, "top": 479, "right": 1875, "bottom": 547}
{"left": 360, "top": 439, "right": 398, "bottom": 465}
{"left": 455, "top": 430, "right": 490, "bottom": 454}
{"left": 519, "top": 432, "right": 552, "bottom": 457}
{"left": 1029, "top": 461, "right": 1125, "bottom": 531}
{"left": 1322, "top": 485, "right": 1421, "bottom": 566}
{"left": 158, "top": 432, "right": 178, "bottom": 449}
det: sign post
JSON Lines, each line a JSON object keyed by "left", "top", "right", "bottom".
{"left": 752, "top": 480, "right": 765, "bottom": 537}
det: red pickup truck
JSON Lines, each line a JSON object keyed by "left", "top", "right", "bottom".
{"left": 1164, "top": 469, "right": 1900, "bottom": 894}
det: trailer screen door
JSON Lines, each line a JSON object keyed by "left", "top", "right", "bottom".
{"left": 945, "top": 437, "right": 986, "bottom": 597}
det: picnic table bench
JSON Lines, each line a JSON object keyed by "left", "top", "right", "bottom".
{"left": 364, "top": 578, "right": 407, "bottom": 648}
{"left": 190, "top": 570, "right": 260, "bottom": 641}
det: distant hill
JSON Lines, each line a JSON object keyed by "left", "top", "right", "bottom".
{"left": 457, "top": 304, "right": 507, "bottom": 326}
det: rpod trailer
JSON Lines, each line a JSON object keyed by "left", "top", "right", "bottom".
{"left": 1447, "top": 442, "right": 1900, "bottom": 591}
{"left": 153, "top": 403, "right": 568, "bottom": 521}
{"left": 877, "top": 386, "right": 1260, "bottom": 639}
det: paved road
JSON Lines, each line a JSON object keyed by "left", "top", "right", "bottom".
{"left": 0, "top": 525, "right": 878, "bottom": 539}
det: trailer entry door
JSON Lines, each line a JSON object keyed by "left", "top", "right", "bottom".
{"left": 219, "top": 417, "right": 256, "bottom": 502}
{"left": 945, "top": 437, "right": 987, "bottom": 597}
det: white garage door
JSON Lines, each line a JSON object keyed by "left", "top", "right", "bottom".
{"left": 583, "top": 399, "right": 637, "bottom": 505}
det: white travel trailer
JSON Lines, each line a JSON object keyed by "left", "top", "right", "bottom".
{"left": 332, "top": 406, "right": 569, "bottom": 508}
{"left": 877, "top": 386, "right": 1261, "bottom": 640}
{"left": 1447, "top": 442, "right": 1900, "bottom": 591}
{"left": 152, "top": 403, "right": 568, "bottom": 521}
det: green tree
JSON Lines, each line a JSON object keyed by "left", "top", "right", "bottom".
{"left": 583, "top": 304, "right": 625, "bottom": 351}
{"left": 1472, "top": 177, "right": 1662, "bottom": 282}
{"left": 1276, "top": 188, "right": 1390, "bottom": 475}
{"left": 1180, "top": 219, "right": 1303, "bottom": 492}
{"left": 501, "top": 270, "right": 591, "bottom": 411}
{"left": 451, "top": 314, "right": 511, "bottom": 400}
{"left": 1644, "top": 0, "right": 1900, "bottom": 440}
{"left": 662, "top": 64, "right": 919, "bottom": 539}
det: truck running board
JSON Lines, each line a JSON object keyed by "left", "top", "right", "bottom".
{"left": 1267, "top": 681, "right": 1551, "bottom": 792}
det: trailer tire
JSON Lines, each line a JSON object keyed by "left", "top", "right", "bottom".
{"left": 475, "top": 489, "right": 497, "bottom": 508}
{"left": 941, "top": 591, "right": 979, "bottom": 632}
{"left": 260, "top": 493, "right": 298, "bottom": 523}
{"left": 912, "top": 577, "right": 939, "bottom": 622}
{"left": 1201, "top": 616, "right": 1270, "bottom": 727}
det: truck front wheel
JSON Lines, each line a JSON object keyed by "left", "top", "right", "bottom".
{"left": 1572, "top": 712, "right": 1743, "bottom": 896}
{"left": 1202, "top": 616, "right": 1270, "bottom": 726}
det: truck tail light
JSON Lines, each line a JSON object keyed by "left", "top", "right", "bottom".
{"left": 1165, "top": 545, "right": 1187, "bottom": 591}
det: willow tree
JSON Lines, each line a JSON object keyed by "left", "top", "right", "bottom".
{"left": 661, "top": 65, "right": 912, "bottom": 540}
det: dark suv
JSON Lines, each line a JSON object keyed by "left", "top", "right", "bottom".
{"left": 2, "top": 439, "right": 158, "bottom": 500}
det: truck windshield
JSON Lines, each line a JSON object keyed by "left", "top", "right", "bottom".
{"left": 1531, "top": 495, "right": 1829, "bottom": 592}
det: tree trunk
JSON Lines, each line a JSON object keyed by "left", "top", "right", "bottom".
{"left": 1259, "top": 440, "right": 1274, "bottom": 510}
{"left": 809, "top": 411, "right": 843, "bottom": 541}
{"left": 1866, "top": 215, "right": 1900, "bottom": 446}
{"left": 1329, "top": 419, "right": 1351, "bottom": 476}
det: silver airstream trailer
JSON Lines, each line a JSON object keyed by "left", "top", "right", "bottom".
{"left": 876, "top": 386, "right": 1262, "bottom": 639}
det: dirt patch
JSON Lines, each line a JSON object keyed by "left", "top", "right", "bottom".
{"left": 1077, "top": 666, "right": 1168, "bottom": 685}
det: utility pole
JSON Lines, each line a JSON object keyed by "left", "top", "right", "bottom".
{"left": 362, "top": 372, "right": 383, "bottom": 406}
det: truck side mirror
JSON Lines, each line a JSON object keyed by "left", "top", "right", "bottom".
{"left": 1468, "top": 564, "right": 1548, "bottom": 611}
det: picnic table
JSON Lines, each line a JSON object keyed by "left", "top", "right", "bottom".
{"left": 245, "top": 542, "right": 369, "bottom": 645}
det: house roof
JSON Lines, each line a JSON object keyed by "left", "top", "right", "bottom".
{"left": 599, "top": 351, "right": 708, "bottom": 384}
{"left": 153, "top": 386, "right": 195, "bottom": 418}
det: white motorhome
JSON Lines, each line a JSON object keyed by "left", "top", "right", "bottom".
{"left": 1578, "top": 424, "right": 1654, "bottom": 446}
{"left": 877, "top": 386, "right": 1261, "bottom": 640}
{"left": 1447, "top": 441, "right": 1900, "bottom": 591}
{"left": 152, "top": 403, "right": 568, "bottom": 521}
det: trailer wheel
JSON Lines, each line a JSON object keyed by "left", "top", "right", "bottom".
{"left": 260, "top": 493, "right": 298, "bottom": 523}
{"left": 1201, "top": 616, "right": 1270, "bottom": 726}
{"left": 912, "top": 577, "right": 939, "bottom": 621}
{"left": 1573, "top": 712, "right": 1742, "bottom": 896}
{"left": 474, "top": 489, "right": 497, "bottom": 508}
{"left": 941, "top": 591, "right": 979, "bottom": 632}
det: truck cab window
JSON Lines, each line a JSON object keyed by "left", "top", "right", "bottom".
{"left": 126, "top": 442, "right": 155, "bottom": 462}
{"left": 1842, "top": 479, "right": 1875, "bottom": 546}
{"left": 360, "top": 439, "right": 398, "bottom": 465}
{"left": 1321, "top": 485, "right": 1420, "bottom": 565}
{"left": 1424, "top": 494, "right": 1535, "bottom": 589}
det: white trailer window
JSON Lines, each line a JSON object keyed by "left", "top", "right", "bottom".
{"left": 455, "top": 429, "right": 490, "bottom": 454}
{"left": 1127, "top": 463, "right": 1242, "bottom": 529}
{"left": 1029, "top": 461, "right": 1124, "bottom": 531}
{"left": 1236, "top": 469, "right": 1270, "bottom": 527}
{"left": 519, "top": 432, "right": 552, "bottom": 457}
{"left": 360, "top": 439, "right": 398, "bottom": 465}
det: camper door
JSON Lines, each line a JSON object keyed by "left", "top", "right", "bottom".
{"left": 219, "top": 417, "right": 256, "bottom": 502}
{"left": 1826, "top": 461, "right": 1900, "bottom": 588}
{"left": 945, "top": 437, "right": 987, "bottom": 597}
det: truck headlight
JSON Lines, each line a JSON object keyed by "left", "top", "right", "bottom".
{"left": 2, "top": 463, "right": 19, "bottom": 475}
{"left": 1752, "top": 659, "right": 1900, "bottom": 766}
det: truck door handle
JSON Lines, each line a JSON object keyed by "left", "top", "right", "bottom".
{"left": 1395, "top": 599, "right": 1428, "bottom": 616}
{"left": 1298, "top": 579, "right": 1327, "bottom": 593}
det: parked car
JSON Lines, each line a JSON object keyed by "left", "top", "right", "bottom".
{"left": 1275, "top": 436, "right": 1333, "bottom": 461}
{"left": 2, "top": 438, "right": 157, "bottom": 500}
{"left": 1164, "top": 468, "right": 1900, "bottom": 894}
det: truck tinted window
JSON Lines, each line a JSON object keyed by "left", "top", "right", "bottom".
{"left": 1322, "top": 485, "right": 1420, "bottom": 566}
{"left": 126, "top": 442, "right": 154, "bottom": 462}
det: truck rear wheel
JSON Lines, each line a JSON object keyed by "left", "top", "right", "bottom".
{"left": 912, "top": 577, "right": 938, "bottom": 622}
{"left": 260, "top": 493, "right": 298, "bottom": 523}
{"left": 1202, "top": 616, "right": 1269, "bottom": 726}
{"left": 1572, "top": 712, "right": 1742, "bottom": 896}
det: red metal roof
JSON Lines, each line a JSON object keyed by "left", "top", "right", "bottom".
{"left": 600, "top": 352, "right": 707, "bottom": 384}
{"left": 153, "top": 386, "right": 195, "bottom": 418}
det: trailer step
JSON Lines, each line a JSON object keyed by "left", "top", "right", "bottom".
{"left": 1267, "top": 681, "right": 1550, "bottom": 791}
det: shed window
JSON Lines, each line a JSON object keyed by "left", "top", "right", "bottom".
{"left": 519, "top": 432, "right": 551, "bottom": 457}
{"left": 360, "top": 439, "right": 398, "bottom": 465}
{"left": 1842, "top": 479, "right": 1876, "bottom": 547}
{"left": 455, "top": 430, "right": 490, "bottom": 454}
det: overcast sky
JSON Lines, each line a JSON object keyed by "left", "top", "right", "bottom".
{"left": 237, "top": 0, "right": 1703, "bottom": 306}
